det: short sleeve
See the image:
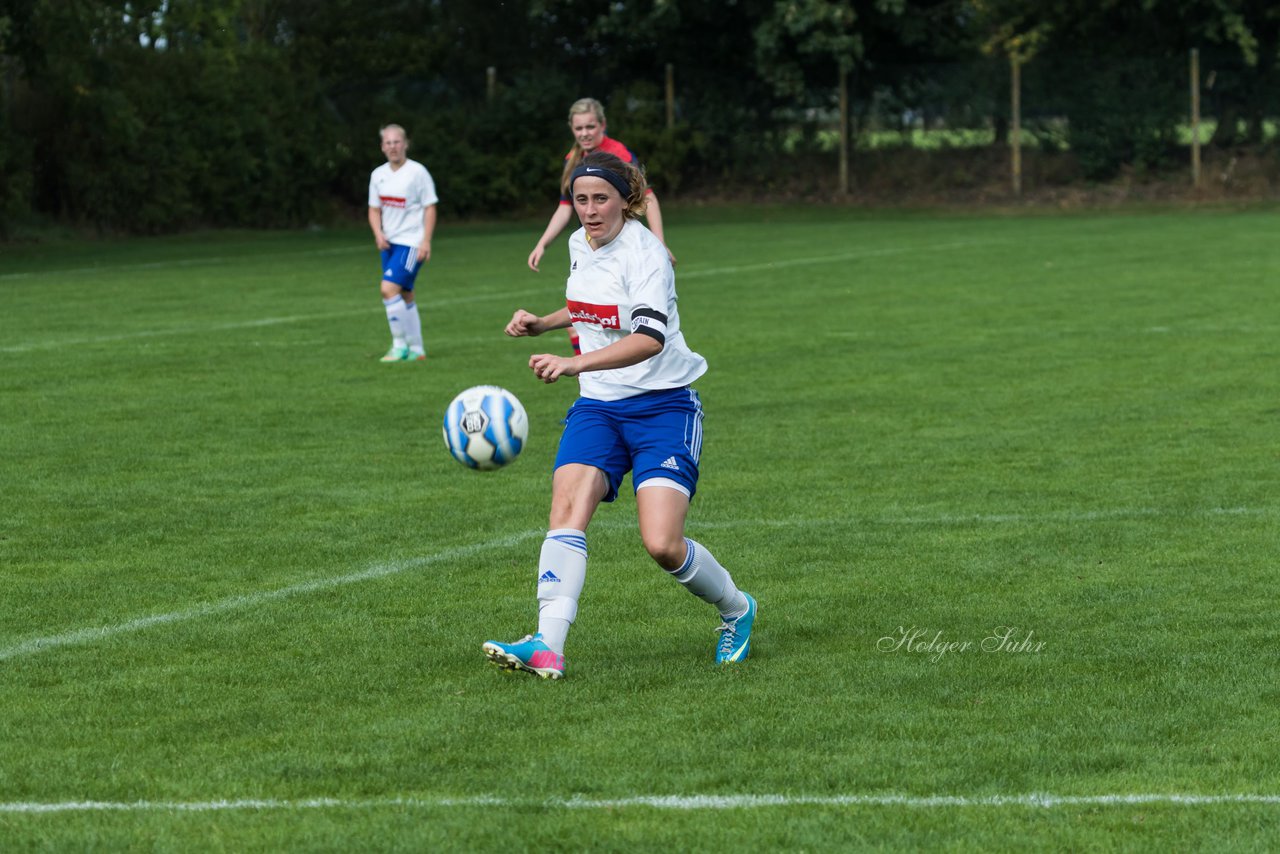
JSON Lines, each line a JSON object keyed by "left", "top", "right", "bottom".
{"left": 417, "top": 166, "right": 440, "bottom": 207}
{"left": 628, "top": 243, "right": 674, "bottom": 320}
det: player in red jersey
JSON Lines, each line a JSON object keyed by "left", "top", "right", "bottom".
{"left": 527, "top": 98, "right": 676, "bottom": 355}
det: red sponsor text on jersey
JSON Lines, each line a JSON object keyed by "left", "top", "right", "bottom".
{"left": 567, "top": 299, "right": 621, "bottom": 329}
{"left": 380, "top": 195, "right": 407, "bottom": 208}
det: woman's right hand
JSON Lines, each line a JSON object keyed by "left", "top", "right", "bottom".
{"left": 505, "top": 309, "right": 542, "bottom": 338}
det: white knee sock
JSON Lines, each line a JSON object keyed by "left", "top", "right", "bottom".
{"left": 383, "top": 296, "right": 406, "bottom": 349}
{"left": 536, "top": 529, "right": 588, "bottom": 654}
{"left": 403, "top": 300, "right": 424, "bottom": 353}
{"left": 668, "top": 538, "right": 748, "bottom": 619}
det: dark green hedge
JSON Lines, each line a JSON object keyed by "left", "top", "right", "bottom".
{"left": 0, "top": 45, "right": 1271, "bottom": 237}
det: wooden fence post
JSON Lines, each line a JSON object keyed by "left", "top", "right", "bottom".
{"left": 1011, "top": 55, "right": 1022, "bottom": 197}
{"left": 838, "top": 69, "right": 850, "bottom": 195}
{"left": 665, "top": 63, "right": 675, "bottom": 130}
{"left": 1190, "top": 48, "right": 1201, "bottom": 188}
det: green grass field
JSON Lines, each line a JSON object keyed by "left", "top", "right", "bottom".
{"left": 2, "top": 204, "right": 1278, "bottom": 850}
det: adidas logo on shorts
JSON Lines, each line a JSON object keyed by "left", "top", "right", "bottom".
{"left": 660, "top": 457, "right": 680, "bottom": 471}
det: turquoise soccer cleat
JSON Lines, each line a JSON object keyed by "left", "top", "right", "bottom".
{"left": 715, "top": 592, "right": 757, "bottom": 664}
{"left": 482, "top": 633, "right": 565, "bottom": 680}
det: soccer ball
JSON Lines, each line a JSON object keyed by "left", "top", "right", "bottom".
{"left": 442, "top": 385, "right": 529, "bottom": 470}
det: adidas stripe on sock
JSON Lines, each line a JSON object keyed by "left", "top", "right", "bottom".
{"left": 668, "top": 538, "right": 748, "bottom": 620}
{"left": 403, "top": 300, "right": 424, "bottom": 353}
{"left": 536, "top": 529, "right": 587, "bottom": 654}
{"left": 383, "top": 296, "right": 406, "bottom": 349}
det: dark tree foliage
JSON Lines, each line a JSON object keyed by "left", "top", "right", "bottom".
{"left": 0, "top": 0, "right": 1275, "bottom": 234}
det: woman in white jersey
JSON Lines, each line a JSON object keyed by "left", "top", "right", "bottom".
{"left": 484, "top": 151, "right": 756, "bottom": 680}
{"left": 367, "top": 123, "right": 438, "bottom": 362}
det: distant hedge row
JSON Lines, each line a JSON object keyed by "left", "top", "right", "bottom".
{"left": 0, "top": 60, "right": 757, "bottom": 235}
{"left": 2, "top": 45, "right": 1275, "bottom": 236}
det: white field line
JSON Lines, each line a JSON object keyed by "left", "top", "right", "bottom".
{"left": 2, "top": 240, "right": 994, "bottom": 353}
{"left": 0, "top": 505, "right": 1268, "bottom": 664}
{"left": 873, "top": 505, "right": 1273, "bottom": 526}
{"left": 0, "top": 245, "right": 365, "bottom": 282}
{"left": 2, "top": 792, "right": 1278, "bottom": 814}
{"left": 678, "top": 240, "right": 1001, "bottom": 279}
{"left": 1, "top": 309, "right": 367, "bottom": 353}
{"left": 686, "top": 506, "right": 1272, "bottom": 530}
{"left": 0, "top": 288, "right": 535, "bottom": 354}
{"left": 0, "top": 530, "right": 543, "bottom": 663}
{"left": 0, "top": 237, "right": 995, "bottom": 284}
{"left": 827, "top": 323, "right": 1274, "bottom": 338}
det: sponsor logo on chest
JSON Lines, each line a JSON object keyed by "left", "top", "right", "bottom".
{"left": 567, "top": 299, "right": 621, "bottom": 329}
{"left": 380, "top": 195, "right": 407, "bottom": 208}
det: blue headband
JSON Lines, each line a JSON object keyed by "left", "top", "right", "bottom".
{"left": 570, "top": 164, "right": 633, "bottom": 200}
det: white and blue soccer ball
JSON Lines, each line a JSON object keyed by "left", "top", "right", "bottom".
{"left": 442, "top": 385, "right": 528, "bottom": 470}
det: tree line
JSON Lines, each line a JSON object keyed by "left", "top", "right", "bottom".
{"left": 1, "top": 0, "right": 1276, "bottom": 235}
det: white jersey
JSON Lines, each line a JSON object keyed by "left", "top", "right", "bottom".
{"left": 565, "top": 220, "right": 707, "bottom": 401}
{"left": 368, "top": 159, "right": 438, "bottom": 247}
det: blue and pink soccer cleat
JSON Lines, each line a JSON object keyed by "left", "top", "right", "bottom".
{"left": 482, "top": 633, "right": 565, "bottom": 680}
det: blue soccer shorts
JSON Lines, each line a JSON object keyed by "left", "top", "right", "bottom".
{"left": 379, "top": 244, "right": 422, "bottom": 290}
{"left": 554, "top": 386, "right": 705, "bottom": 503}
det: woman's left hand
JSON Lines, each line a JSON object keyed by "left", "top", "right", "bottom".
{"left": 529, "top": 353, "right": 580, "bottom": 383}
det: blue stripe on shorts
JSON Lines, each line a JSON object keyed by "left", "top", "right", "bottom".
{"left": 379, "top": 244, "right": 421, "bottom": 289}
{"left": 554, "top": 387, "right": 704, "bottom": 503}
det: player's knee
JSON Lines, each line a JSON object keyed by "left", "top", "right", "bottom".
{"left": 548, "top": 466, "right": 607, "bottom": 529}
{"left": 642, "top": 532, "right": 685, "bottom": 571}
{"left": 549, "top": 492, "right": 591, "bottom": 530}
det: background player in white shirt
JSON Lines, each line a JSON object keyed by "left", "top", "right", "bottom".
{"left": 485, "top": 151, "right": 756, "bottom": 680}
{"left": 367, "top": 124, "right": 438, "bottom": 362}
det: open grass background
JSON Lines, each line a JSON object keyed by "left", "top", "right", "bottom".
{"left": 2, "top": 205, "right": 1278, "bottom": 850}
